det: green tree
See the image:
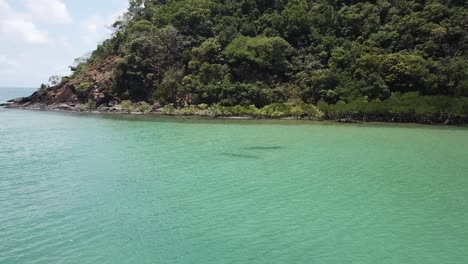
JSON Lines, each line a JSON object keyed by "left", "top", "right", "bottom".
{"left": 225, "top": 36, "right": 294, "bottom": 82}
{"left": 380, "top": 53, "right": 430, "bottom": 93}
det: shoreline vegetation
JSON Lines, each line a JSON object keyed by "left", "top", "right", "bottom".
{"left": 3, "top": 0, "right": 467, "bottom": 125}
{"left": 3, "top": 91, "right": 467, "bottom": 125}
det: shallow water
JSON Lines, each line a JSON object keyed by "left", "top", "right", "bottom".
{"left": 1, "top": 90, "right": 468, "bottom": 263}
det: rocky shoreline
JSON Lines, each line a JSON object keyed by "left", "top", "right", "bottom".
{"left": 0, "top": 100, "right": 317, "bottom": 121}
{"left": 0, "top": 84, "right": 324, "bottom": 120}
{"left": 1, "top": 100, "right": 135, "bottom": 114}
{"left": 0, "top": 91, "right": 358, "bottom": 123}
{"left": 2, "top": 85, "right": 466, "bottom": 126}
{"left": 2, "top": 99, "right": 461, "bottom": 126}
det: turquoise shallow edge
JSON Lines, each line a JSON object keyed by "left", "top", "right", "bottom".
{"left": 1, "top": 88, "right": 468, "bottom": 263}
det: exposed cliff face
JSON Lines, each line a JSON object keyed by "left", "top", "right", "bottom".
{"left": 66, "top": 56, "right": 121, "bottom": 93}
{"left": 2, "top": 85, "right": 76, "bottom": 110}
{"left": 4, "top": 56, "right": 121, "bottom": 110}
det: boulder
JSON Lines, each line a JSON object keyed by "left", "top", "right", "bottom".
{"left": 89, "top": 91, "right": 112, "bottom": 106}
{"left": 338, "top": 118, "right": 354, "bottom": 123}
{"left": 73, "top": 104, "right": 84, "bottom": 112}
{"left": 54, "top": 85, "right": 78, "bottom": 103}
{"left": 97, "top": 104, "right": 110, "bottom": 112}
{"left": 57, "top": 103, "right": 73, "bottom": 110}
{"left": 152, "top": 102, "right": 162, "bottom": 110}
{"left": 8, "top": 97, "right": 29, "bottom": 104}
{"left": 110, "top": 104, "right": 123, "bottom": 112}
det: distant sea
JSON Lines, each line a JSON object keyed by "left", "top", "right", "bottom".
{"left": 0, "top": 87, "right": 36, "bottom": 104}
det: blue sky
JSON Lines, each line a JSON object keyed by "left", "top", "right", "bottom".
{"left": 0, "top": 0, "right": 129, "bottom": 87}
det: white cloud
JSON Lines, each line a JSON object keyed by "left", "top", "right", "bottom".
{"left": 1, "top": 20, "right": 50, "bottom": 44}
{"left": 0, "top": 0, "right": 129, "bottom": 87}
{"left": 0, "top": 0, "right": 50, "bottom": 44}
{"left": 0, "top": 0, "right": 12, "bottom": 14}
{"left": 0, "top": 50, "right": 71, "bottom": 87}
{"left": 80, "top": 15, "right": 106, "bottom": 45}
{"left": 56, "top": 36, "right": 72, "bottom": 50}
{"left": 0, "top": 53, "right": 28, "bottom": 75}
{"left": 81, "top": 16, "right": 103, "bottom": 34}
{"left": 80, "top": 8, "right": 126, "bottom": 45}
{"left": 22, "top": 0, "right": 73, "bottom": 24}
{"left": 0, "top": 55, "right": 19, "bottom": 73}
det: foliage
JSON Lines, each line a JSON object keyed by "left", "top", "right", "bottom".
{"left": 137, "top": 101, "right": 151, "bottom": 113}
{"left": 160, "top": 104, "right": 175, "bottom": 115}
{"left": 224, "top": 36, "right": 293, "bottom": 82}
{"left": 154, "top": 68, "right": 185, "bottom": 104}
{"left": 63, "top": 0, "right": 467, "bottom": 123}
{"left": 317, "top": 93, "right": 468, "bottom": 124}
{"left": 113, "top": 25, "right": 185, "bottom": 101}
{"left": 85, "top": 100, "right": 96, "bottom": 111}
{"left": 157, "top": 102, "right": 325, "bottom": 119}
{"left": 121, "top": 100, "right": 133, "bottom": 113}
{"left": 48, "top": 75, "right": 63, "bottom": 86}
{"left": 76, "top": 82, "right": 93, "bottom": 92}
{"left": 38, "top": 84, "right": 49, "bottom": 92}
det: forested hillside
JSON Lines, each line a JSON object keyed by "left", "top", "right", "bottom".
{"left": 14, "top": 0, "right": 468, "bottom": 123}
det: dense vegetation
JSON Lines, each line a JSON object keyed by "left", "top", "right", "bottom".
{"left": 65, "top": 0, "right": 467, "bottom": 122}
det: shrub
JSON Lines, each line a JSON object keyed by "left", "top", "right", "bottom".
{"left": 179, "top": 105, "right": 198, "bottom": 115}
{"left": 38, "top": 84, "right": 49, "bottom": 92}
{"left": 138, "top": 101, "right": 151, "bottom": 113}
{"left": 315, "top": 92, "right": 468, "bottom": 123}
{"left": 198, "top": 103, "right": 208, "bottom": 110}
{"left": 121, "top": 100, "right": 133, "bottom": 113}
{"left": 85, "top": 100, "right": 96, "bottom": 111}
{"left": 290, "top": 106, "right": 304, "bottom": 118}
{"left": 76, "top": 82, "right": 93, "bottom": 92}
{"left": 301, "top": 104, "right": 324, "bottom": 119}
{"left": 160, "top": 104, "right": 175, "bottom": 115}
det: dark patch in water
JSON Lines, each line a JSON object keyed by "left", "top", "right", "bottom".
{"left": 220, "top": 152, "right": 260, "bottom": 159}
{"left": 244, "top": 146, "right": 283, "bottom": 150}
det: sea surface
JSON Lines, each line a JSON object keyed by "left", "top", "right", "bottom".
{"left": 0, "top": 87, "right": 36, "bottom": 104}
{"left": 1, "top": 88, "right": 468, "bottom": 264}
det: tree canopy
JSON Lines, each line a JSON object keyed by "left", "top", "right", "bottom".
{"left": 71, "top": 0, "right": 467, "bottom": 108}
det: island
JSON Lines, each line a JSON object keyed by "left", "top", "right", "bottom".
{"left": 3, "top": 0, "right": 468, "bottom": 124}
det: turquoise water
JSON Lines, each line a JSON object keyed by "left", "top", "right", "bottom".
{"left": 1, "top": 89, "right": 468, "bottom": 263}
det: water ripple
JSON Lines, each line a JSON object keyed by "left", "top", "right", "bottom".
{"left": 1, "top": 109, "right": 468, "bottom": 263}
